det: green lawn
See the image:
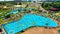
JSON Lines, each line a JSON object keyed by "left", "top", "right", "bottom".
{"left": 0, "top": 10, "right": 11, "bottom": 18}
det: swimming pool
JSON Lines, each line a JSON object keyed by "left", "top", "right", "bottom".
{"left": 9, "top": 9, "right": 19, "bottom": 14}
{"left": 2, "top": 14, "right": 57, "bottom": 34}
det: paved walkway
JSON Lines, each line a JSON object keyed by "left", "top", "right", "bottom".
{"left": 21, "top": 27, "right": 57, "bottom": 34}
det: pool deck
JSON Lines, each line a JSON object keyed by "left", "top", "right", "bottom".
{"left": 2, "top": 26, "right": 60, "bottom": 34}
{"left": 21, "top": 27, "right": 58, "bottom": 34}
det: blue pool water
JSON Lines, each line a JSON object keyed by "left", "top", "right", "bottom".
{"left": 9, "top": 9, "right": 18, "bottom": 14}
{"left": 2, "top": 14, "right": 57, "bottom": 34}
{"left": 9, "top": 7, "right": 25, "bottom": 14}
